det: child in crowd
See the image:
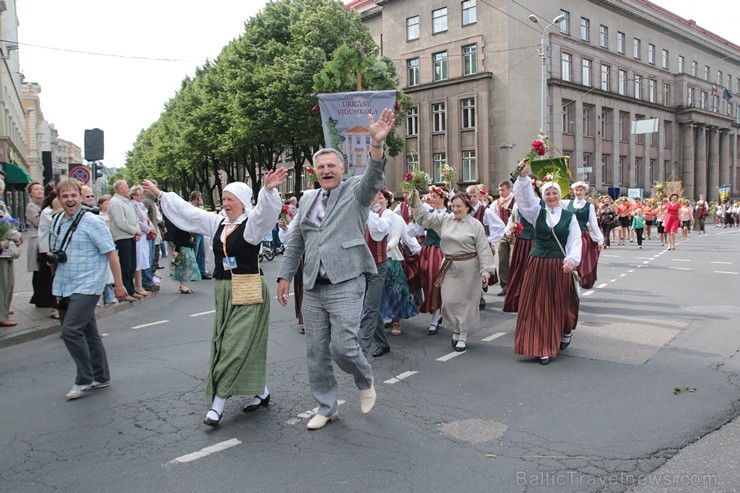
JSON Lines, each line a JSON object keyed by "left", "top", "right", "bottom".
{"left": 631, "top": 208, "right": 646, "bottom": 249}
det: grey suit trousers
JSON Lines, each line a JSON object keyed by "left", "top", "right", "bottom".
{"left": 302, "top": 276, "right": 373, "bottom": 417}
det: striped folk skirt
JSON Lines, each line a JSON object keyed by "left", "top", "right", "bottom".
{"left": 577, "top": 232, "right": 600, "bottom": 289}
{"left": 417, "top": 244, "right": 444, "bottom": 313}
{"left": 380, "top": 259, "right": 418, "bottom": 321}
{"left": 515, "top": 256, "right": 579, "bottom": 358}
{"left": 502, "top": 237, "right": 534, "bottom": 313}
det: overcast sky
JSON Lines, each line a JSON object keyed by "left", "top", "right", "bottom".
{"left": 16, "top": 0, "right": 739, "bottom": 167}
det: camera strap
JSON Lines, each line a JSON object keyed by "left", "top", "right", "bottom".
{"left": 51, "top": 210, "right": 86, "bottom": 254}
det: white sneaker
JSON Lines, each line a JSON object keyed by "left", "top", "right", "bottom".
{"left": 65, "top": 384, "right": 90, "bottom": 400}
{"left": 89, "top": 380, "right": 110, "bottom": 391}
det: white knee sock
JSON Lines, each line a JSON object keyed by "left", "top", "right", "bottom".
{"left": 431, "top": 310, "right": 441, "bottom": 326}
{"left": 207, "top": 395, "right": 227, "bottom": 420}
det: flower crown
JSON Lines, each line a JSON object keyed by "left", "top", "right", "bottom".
{"left": 429, "top": 185, "right": 449, "bottom": 198}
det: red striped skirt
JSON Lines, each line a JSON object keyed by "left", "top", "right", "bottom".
{"left": 401, "top": 245, "right": 422, "bottom": 294}
{"left": 515, "top": 256, "right": 579, "bottom": 358}
{"left": 418, "top": 244, "right": 444, "bottom": 313}
{"left": 502, "top": 237, "right": 534, "bottom": 313}
{"left": 577, "top": 231, "right": 600, "bottom": 289}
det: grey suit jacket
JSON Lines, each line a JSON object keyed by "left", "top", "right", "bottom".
{"left": 279, "top": 156, "right": 387, "bottom": 290}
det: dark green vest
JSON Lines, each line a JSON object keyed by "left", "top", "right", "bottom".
{"left": 530, "top": 208, "right": 575, "bottom": 259}
{"left": 566, "top": 201, "right": 591, "bottom": 232}
{"left": 517, "top": 199, "right": 544, "bottom": 240}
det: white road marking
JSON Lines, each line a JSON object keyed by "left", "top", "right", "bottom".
{"left": 190, "top": 310, "right": 215, "bottom": 317}
{"left": 170, "top": 438, "right": 242, "bottom": 464}
{"left": 642, "top": 261, "right": 650, "bottom": 264}
{"left": 384, "top": 370, "right": 418, "bottom": 384}
{"left": 669, "top": 267, "right": 691, "bottom": 271}
{"left": 714, "top": 271, "right": 738, "bottom": 275}
{"left": 711, "top": 261, "right": 733, "bottom": 265}
{"left": 596, "top": 283, "right": 608, "bottom": 288}
{"left": 628, "top": 269, "right": 635, "bottom": 273}
{"left": 610, "top": 279, "right": 617, "bottom": 282}
{"left": 291, "top": 400, "right": 346, "bottom": 422}
{"left": 671, "top": 259, "right": 691, "bottom": 262}
{"left": 131, "top": 320, "right": 169, "bottom": 330}
{"left": 619, "top": 274, "right": 627, "bottom": 278}
{"left": 482, "top": 332, "right": 506, "bottom": 342}
{"left": 436, "top": 351, "right": 465, "bottom": 362}
{"left": 101, "top": 333, "right": 109, "bottom": 337}
{"left": 582, "top": 290, "right": 595, "bottom": 296}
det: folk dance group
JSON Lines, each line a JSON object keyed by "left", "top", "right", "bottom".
{"left": 124, "top": 110, "right": 604, "bottom": 431}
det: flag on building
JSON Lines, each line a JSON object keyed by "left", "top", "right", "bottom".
{"left": 722, "top": 88, "right": 733, "bottom": 101}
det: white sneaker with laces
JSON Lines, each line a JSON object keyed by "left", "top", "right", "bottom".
{"left": 65, "top": 384, "right": 90, "bottom": 400}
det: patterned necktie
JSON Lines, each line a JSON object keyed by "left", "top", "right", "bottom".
{"left": 316, "top": 190, "right": 329, "bottom": 224}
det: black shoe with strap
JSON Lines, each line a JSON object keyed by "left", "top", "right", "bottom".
{"left": 243, "top": 394, "right": 271, "bottom": 412}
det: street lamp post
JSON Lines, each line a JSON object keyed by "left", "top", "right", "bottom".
{"left": 529, "top": 14, "right": 565, "bottom": 135}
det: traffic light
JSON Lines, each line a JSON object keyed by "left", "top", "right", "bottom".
{"left": 91, "top": 161, "right": 103, "bottom": 181}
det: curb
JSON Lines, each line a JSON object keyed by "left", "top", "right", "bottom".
{"left": 0, "top": 294, "right": 155, "bottom": 349}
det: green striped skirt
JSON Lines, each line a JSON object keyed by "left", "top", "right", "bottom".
{"left": 206, "top": 278, "right": 270, "bottom": 403}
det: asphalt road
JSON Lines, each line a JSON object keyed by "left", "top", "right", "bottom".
{"left": 1, "top": 228, "right": 738, "bottom": 493}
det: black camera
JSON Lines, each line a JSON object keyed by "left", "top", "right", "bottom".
{"left": 81, "top": 204, "right": 100, "bottom": 215}
{"left": 47, "top": 250, "right": 68, "bottom": 266}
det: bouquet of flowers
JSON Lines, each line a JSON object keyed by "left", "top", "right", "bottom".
{"left": 504, "top": 220, "right": 524, "bottom": 239}
{"left": 400, "top": 166, "right": 432, "bottom": 208}
{"left": 440, "top": 163, "right": 455, "bottom": 191}
{"left": 510, "top": 131, "right": 549, "bottom": 181}
{"left": 654, "top": 183, "right": 666, "bottom": 199}
{"left": 0, "top": 216, "right": 20, "bottom": 242}
{"left": 170, "top": 253, "right": 182, "bottom": 268}
{"left": 305, "top": 166, "right": 318, "bottom": 184}
{"left": 280, "top": 204, "right": 294, "bottom": 223}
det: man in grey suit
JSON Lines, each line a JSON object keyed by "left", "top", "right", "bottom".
{"left": 278, "top": 109, "right": 395, "bottom": 430}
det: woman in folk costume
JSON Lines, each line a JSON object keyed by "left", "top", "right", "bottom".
{"left": 512, "top": 162, "right": 582, "bottom": 365}
{"left": 409, "top": 186, "right": 450, "bottom": 335}
{"left": 142, "top": 169, "right": 287, "bottom": 427}
{"left": 413, "top": 191, "right": 495, "bottom": 351}
{"left": 503, "top": 176, "right": 540, "bottom": 313}
{"left": 563, "top": 181, "right": 603, "bottom": 289}
{"left": 379, "top": 189, "right": 420, "bottom": 336}
{"left": 694, "top": 194, "right": 708, "bottom": 234}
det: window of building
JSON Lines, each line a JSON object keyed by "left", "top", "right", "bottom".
{"left": 463, "top": 44, "right": 477, "bottom": 75}
{"left": 649, "top": 160, "right": 656, "bottom": 183}
{"left": 432, "top": 7, "right": 448, "bottom": 33}
{"left": 727, "top": 102, "right": 732, "bottom": 117}
{"left": 678, "top": 55, "right": 684, "bottom": 73}
{"left": 648, "top": 44, "right": 655, "bottom": 64}
{"left": 662, "top": 49, "right": 669, "bottom": 69}
{"left": 461, "top": 98, "right": 476, "bottom": 129}
{"left": 617, "top": 32, "right": 625, "bottom": 54}
{"left": 737, "top": 78, "right": 740, "bottom": 94}
{"left": 462, "top": 0, "right": 476, "bottom": 26}
{"left": 634, "top": 158, "right": 641, "bottom": 185}
{"left": 717, "top": 70, "right": 723, "bottom": 85}
{"left": 561, "top": 52, "right": 572, "bottom": 82}
{"left": 688, "top": 87, "right": 694, "bottom": 107}
{"left": 634, "top": 74, "right": 642, "bottom": 100}
{"left": 582, "top": 58, "right": 592, "bottom": 87}
{"left": 700, "top": 91, "right": 707, "bottom": 109}
{"left": 619, "top": 157, "right": 625, "bottom": 184}
{"left": 691, "top": 61, "right": 698, "bottom": 77}
{"left": 619, "top": 113, "right": 628, "bottom": 141}
{"left": 406, "top": 107, "right": 419, "bottom": 136}
{"left": 462, "top": 150, "right": 477, "bottom": 181}
{"left": 560, "top": 10, "right": 570, "bottom": 34}
{"left": 704, "top": 65, "right": 710, "bottom": 81}
{"left": 433, "top": 52, "right": 448, "bottom": 81}
{"left": 433, "top": 152, "right": 446, "bottom": 182}
{"left": 633, "top": 38, "right": 641, "bottom": 59}
{"left": 736, "top": 105, "right": 740, "bottom": 124}
{"left": 713, "top": 95, "right": 719, "bottom": 112}
{"left": 663, "top": 83, "right": 670, "bottom": 106}
{"left": 406, "top": 153, "right": 419, "bottom": 174}
{"left": 406, "top": 16, "right": 419, "bottom": 41}
{"left": 407, "top": 58, "right": 420, "bottom": 87}
{"left": 580, "top": 18, "right": 590, "bottom": 41}
{"left": 649, "top": 79, "right": 656, "bottom": 103}
{"left": 601, "top": 64, "right": 610, "bottom": 91}
{"left": 582, "top": 107, "right": 590, "bottom": 136}
{"left": 432, "top": 102, "right": 446, "bottom": 132}
{"left": 618, "top": 69, "right": 626, "bottom": 95}
{"left": 601, "top": 110, "right": 609, "bottom": 137}
{"left": 562, "top": 103, "right": 572, "bottom": 133}
{"left": 601, "top": 155, "right": 609, "bottom": 184}
{"left": 728, "top": 74, "right": 732, "bottom": 89}
{"left": 599, "top": 25, "right": 608, "bottom": 48}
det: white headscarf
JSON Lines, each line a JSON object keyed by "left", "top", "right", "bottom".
{"left": 223, "top": 182, "right": 254, "bottom": 223}
{"left": 540, "top": 181, "right": 561, "bottom": 195}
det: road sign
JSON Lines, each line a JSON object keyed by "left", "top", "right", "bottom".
{"left": 69, "top": 166, "right": 91, "bottom": 184}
